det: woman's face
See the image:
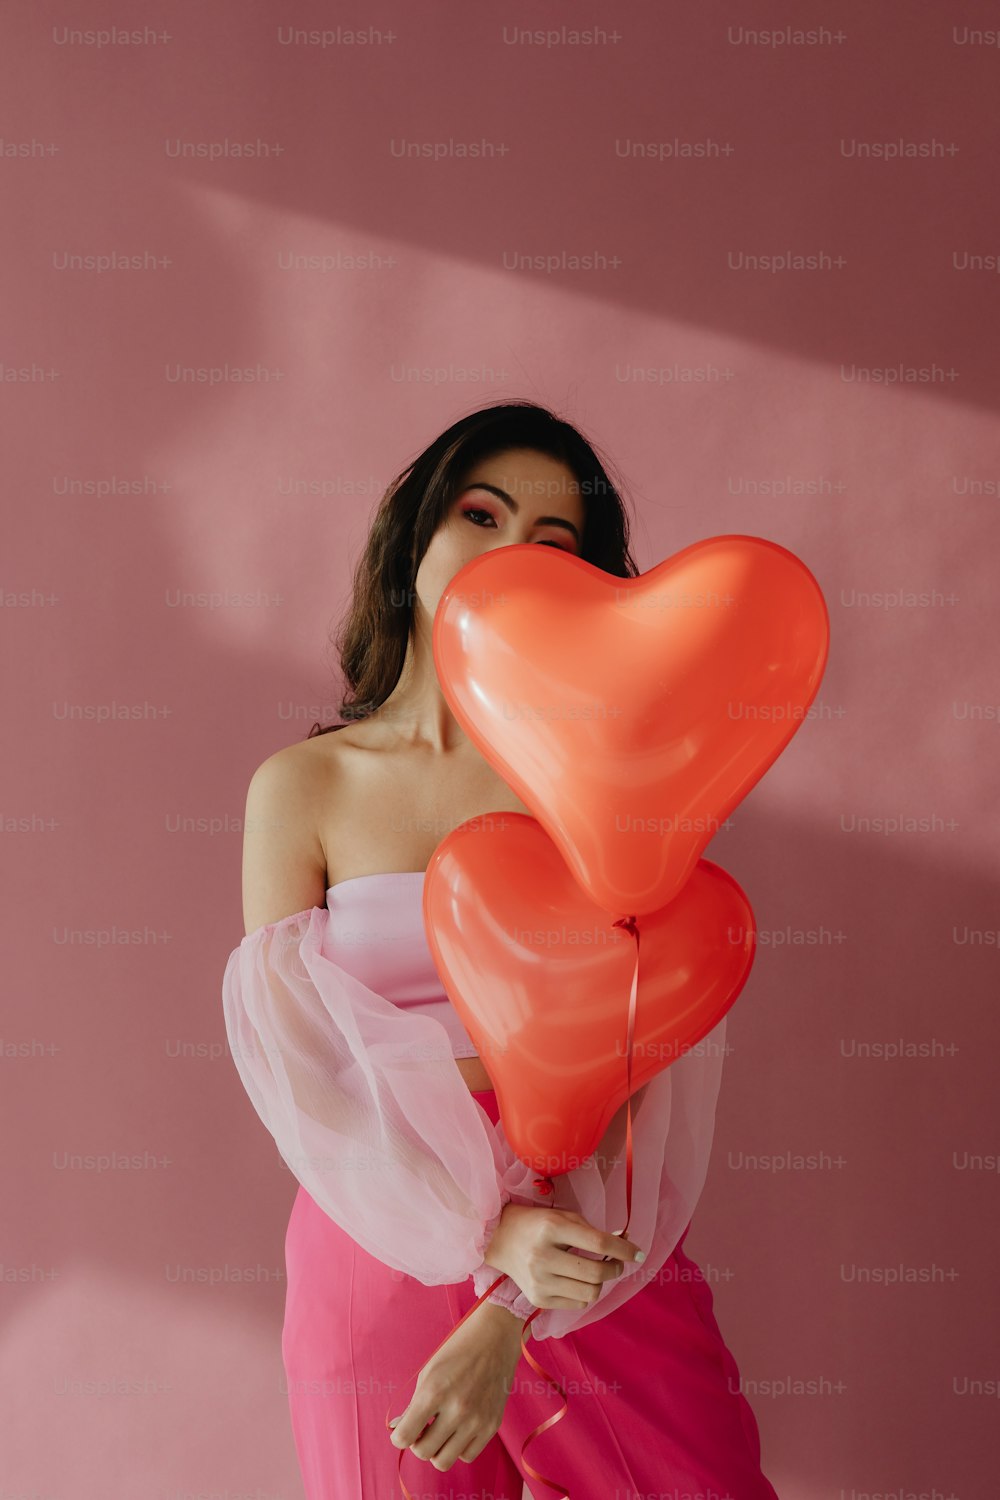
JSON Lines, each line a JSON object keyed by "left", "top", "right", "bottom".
{"left": 412, "top": 447, "right": 585, "bottom": 625}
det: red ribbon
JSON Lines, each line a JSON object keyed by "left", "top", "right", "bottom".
{"left": 390, "top": 912, "right": 642, "bottom": 1500}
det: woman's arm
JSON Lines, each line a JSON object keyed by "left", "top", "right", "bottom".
{"left": 222, "top": 747, "right": 543, "bottom": 1285}
{"left": 239, "top": 745, "right": 328, "bottom": 936}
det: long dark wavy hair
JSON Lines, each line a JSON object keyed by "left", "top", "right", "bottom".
{"left": 306, "top": 399, "right": 639, "bottom": 737}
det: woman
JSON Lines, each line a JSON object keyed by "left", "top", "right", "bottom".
{"left": 222, "top": 400, "right": 781, "bottom": 1498}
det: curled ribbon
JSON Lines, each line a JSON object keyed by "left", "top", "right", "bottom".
{"left": 390, "top": 912, "right": 642, "bottom": 1500}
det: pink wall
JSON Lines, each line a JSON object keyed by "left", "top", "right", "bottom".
{"left": 3, "top": 2, "right": 997, "bottom": 1496}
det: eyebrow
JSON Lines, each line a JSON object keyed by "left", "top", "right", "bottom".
{"left": 461, "top": 482, "right": 581, "bottom": 545}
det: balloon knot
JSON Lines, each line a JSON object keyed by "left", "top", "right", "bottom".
{"left": 533, "top": 1176, "right": 554, "bottom": 1196}
{"left": 612, "top": 914, "right": 639, "bottom": 936}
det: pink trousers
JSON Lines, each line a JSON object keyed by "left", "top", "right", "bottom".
{"left": 282, "top": 1087, "right": 781, "bottom": 1499}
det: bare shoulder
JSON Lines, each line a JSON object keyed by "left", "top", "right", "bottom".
{"left": 241, "top": 719, "right": 531, "bottom": 916}
{"left": 240, "top": 739, "right": 339, "bottom": 935}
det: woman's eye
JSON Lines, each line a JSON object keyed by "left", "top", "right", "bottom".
{"left": 462, "top": 505, "right": 575, "bottom": 553}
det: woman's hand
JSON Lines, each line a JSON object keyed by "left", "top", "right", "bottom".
{"left": 484, "top": 1202, "right": 646, "bottom": 1310}
{"left": 388, "top": 1302, "right": 524, "bottom": 1471}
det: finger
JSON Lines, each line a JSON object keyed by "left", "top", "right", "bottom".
{"left": 410, "top": 1411, "right": 456, "bottom": 1464}
{"left": 609, "top": 1229, "right": 647, "bottom": 1263}
{"left": 460, "top": 1432, "right": 492, "bottom": 1464}
{"left": 388, "top": 1405, "right": 435, "bottom": 1452}
{"left": 547, "top": 1272, "right": 604, "bottom": 1307}
{"left": 429, "top": 1420, "right": 479, "bottom": 1472}
{"left": 547, "top": 1215, "right": 645, "bottom": 1264}
{"left": 550, "top": 1245, "right": 626, "bottom": 1285}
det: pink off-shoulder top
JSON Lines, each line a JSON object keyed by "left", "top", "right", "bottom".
{"left": 323, "top": 871, "right": 479, "bottom": 1059}
{"left": 221, "top": 871, "right": 728, "bottom": 1340}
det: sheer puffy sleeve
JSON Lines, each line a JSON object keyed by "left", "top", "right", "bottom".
{"left": 472, "top": 1014, "right": 728, "bottom": 1341}
{"left": 221, "top": 905, "right": 542, "bottom": 1286}
{"left": 222, "top": 903, "right": 727, "bottom": 1340}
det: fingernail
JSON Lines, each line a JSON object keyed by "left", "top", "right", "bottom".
{"left": 635, "top": 1250, "right": 646, "bottom": 1263}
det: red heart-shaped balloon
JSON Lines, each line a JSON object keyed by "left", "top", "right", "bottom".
{"left": 423, "top": 814, "right": 755, "bottom": 1174}
{"left": 432, "top": 534, "right": 828, "bottom": 916}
